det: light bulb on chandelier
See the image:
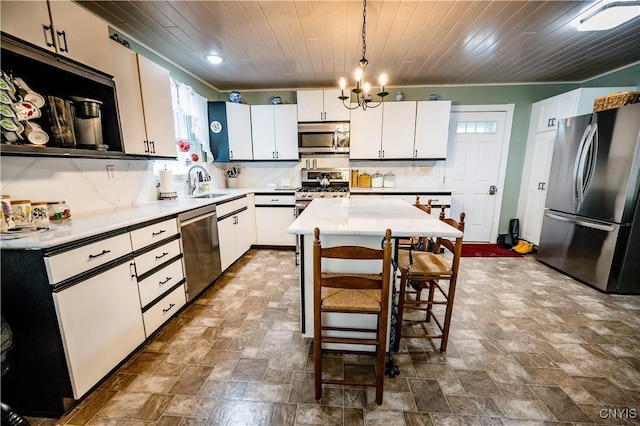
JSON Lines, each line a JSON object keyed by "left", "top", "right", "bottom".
{"left": 338, "top": 0, "right": 389, "bottom": 110}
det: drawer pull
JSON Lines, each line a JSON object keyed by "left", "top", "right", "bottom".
{"left": 152, "top": 229, "right": 166, "bottom": 237}
{"left": 162, "top": 303, "right": 176, "bottom": 313}
{"left": 88, "top": 249, "right": 111, "bottom": 259}
{"left": 271, "top": 198, "right": 279, "bottom": 202}
{"left": 158, "top": 277, "right": 172, "bottom": 286}
{"left": 155, "top": 252, "right": 169, "bottom": 260}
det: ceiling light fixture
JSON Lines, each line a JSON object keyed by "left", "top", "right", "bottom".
{"left": 338, "top": 0, "right": 388, "bottom": 110}
{"left": 205, "top": 54, "right": 223, "bottom": 64}
{"left": 577, "top": 1, "right": 640, "bottom": 31}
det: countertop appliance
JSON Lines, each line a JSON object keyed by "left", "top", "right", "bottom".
{"left": 537, "top": 103, "right": 640, "bottom": 294}
{"left": 178, "top": 204, "right": 222, "bottom": 301}
{"left": 298, "top": 122, "right": 349, "bottom": 154}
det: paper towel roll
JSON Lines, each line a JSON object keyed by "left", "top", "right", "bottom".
{"left": 159, "top": 170, "right": 175, "bottom": 194}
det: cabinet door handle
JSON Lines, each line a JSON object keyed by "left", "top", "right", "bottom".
{"left": 162, "top": 303, "right": 176, "bottom": 313}
{"left": 43, "top": 24, "right": 55, "bottom": 47}
{"left": 415, "top": 149, "right": 418, "bottom": 158}
{"left": 230, "top": 150, "right": 234, "bottom": 159}
{"left": 143, "top": 140, "right": 149, "bottom": 153}
{"left": 149, "top": 141, "right": 156, "bottom": 154}
{"left": 378, "top": 150, "right": 381, "bottom": 158}
{"left": 130, "top": 261, "right": 137, "bottom": 278}
{"left": 276, "top": 151, "right": 279, "bottom": 159}
{"left": 159, "top": 276, "right": 172, "bottom": 286}
{"left": 382, "top": 150, "right": 385, "bottom": 158}
{"left": 273, "top": 151, "right": 276, "bottom": 159}
{"left": 152, "top": 229, "right": 166, "bottom": 236}
{"left": 88, "top": 249, "right": 111, "bottom": 259}
{"left": 56, "top": 30, "right": 68, "bottom": 52}
{"left": 155, "top": 252, "right": 169, "bottom": 260}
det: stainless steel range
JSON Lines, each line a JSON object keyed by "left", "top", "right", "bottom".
{"left": 295, "top": 168, "right": 350, "bottom": 207}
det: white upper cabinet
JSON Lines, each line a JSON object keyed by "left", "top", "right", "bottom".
{"left": 349, "top": 104, "right": 383, "bottom": 159}
{"left": 251, "top": 104, "right": 298, "bottom": 160}
{"left": 111, "top": 43, "right": 176, "bottom": 157}
{"left": 381, "top": 101, "right": 417, "bottom": 159}
{"left": 350, "top": 101, "right": 419, "bottom": 159}
{"left": 1, "top": 0, "right": 113, "bottom": 74}
{"left": 414, "top": 100, "right": 452, "bottom": 159}
{"left": 209, "top": 102, "right": 253, "bottom": 161}
{"left": 297, "top": 89, "right": 350, "bottom": 122}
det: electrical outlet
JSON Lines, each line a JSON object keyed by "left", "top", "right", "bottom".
{"left": 106, "top": 165, "right": 115, "bottom": 179}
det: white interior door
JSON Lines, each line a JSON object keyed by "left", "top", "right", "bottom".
{"left": 445, "top": 107, "right": 513, "bottom": 242}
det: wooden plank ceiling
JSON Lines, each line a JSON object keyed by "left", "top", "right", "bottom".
{"left": 77, "top": 1, "right": 640, "bottom": 91}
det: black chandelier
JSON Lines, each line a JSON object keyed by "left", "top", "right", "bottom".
{"left": 338, "top": 0, "right": 389, "bottom": 110}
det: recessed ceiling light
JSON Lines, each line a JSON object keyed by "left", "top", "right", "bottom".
{"left": 577, "top": 1, "right": 640, "bottom": 31}
{"left": 205, "top": 54, "right": 223, "bottom": 64}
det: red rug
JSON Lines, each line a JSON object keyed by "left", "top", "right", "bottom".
{"left": 461, "top": 243, "right": 521, "bottom": 257}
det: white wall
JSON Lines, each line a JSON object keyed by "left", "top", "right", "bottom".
{"left": 0, "top": 157, "right": 158, "bottom": 216}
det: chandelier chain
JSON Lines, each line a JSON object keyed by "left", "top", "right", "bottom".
{"left": 361, "top": 0, "right": 367, "bottom": 60}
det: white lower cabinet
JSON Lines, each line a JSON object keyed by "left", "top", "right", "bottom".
{"left": 137, "top": 257, "right": 185, "bottom": 307}
{"left": 217, "top": 197, "right": 254, "bottom": 271}
{"left": 142, "top": 284, "right": 186, "bottom": 336}
{"left": 53, "top": 260, "right": 145, "bottom": 398}
{"left": 255, "top": 207, "right": 296, "bottom": 245}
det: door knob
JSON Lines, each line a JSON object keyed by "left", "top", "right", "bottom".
{"left": 489, "top": 185, "right": 497, "bottom": 195}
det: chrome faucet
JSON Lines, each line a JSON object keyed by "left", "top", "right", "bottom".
{"left": 186, "top": 165, "right": 211, "bottom": 195}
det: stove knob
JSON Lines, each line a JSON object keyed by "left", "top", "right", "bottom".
{"left": 339, "top": 194, "right": 345, "bottom": 198}
{"left": 332, "top": 194, "right": 338, "bottom": 198}
{"left": 320, "top": 193, "right": 325, "bottom": 198}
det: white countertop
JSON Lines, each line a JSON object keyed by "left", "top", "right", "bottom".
{"left": 287, "top": 198, "right": 463, "bottom": 238}
{"left": 0, "top": 189, "right": 258, "bottom": 250}
{"left": 350, "top": 187, "right": 452, "bottom": 194}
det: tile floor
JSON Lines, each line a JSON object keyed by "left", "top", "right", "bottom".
{"left": 27, "top": 249, "right": 640, "bottom": 425}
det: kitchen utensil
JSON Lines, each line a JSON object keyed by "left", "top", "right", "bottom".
{"left": 31, "top": 201, "right": 50, "bottom": 227}
{"left": 12, "top": 100, "right": 41, "bottom": 121}
{"left": 351, "top": 169, "right": 359, "bottom": 187}
{"left": 10, "top": 199, "right": 32, "bottom": 227}
{"left": 383, "top": 172, "right": 395, "bottom": 188}
{"left": 45, "top": 96, "right": 75, "bottom": 148}
{"left": 70, "top": 97, "right": 103, "bottom": 149}
{"left": 13, "top": 77, "right": 45, "bottom": 108}
{"left": 24, "top": 122, "right": 49, "bottom": 145}
{"left": 371, "top": 171, "right": 383, "bottom": 188}
{"left": 1, "top": 195, "right": 15, "bottom": 231}
{"left": 358, "top": 172, "right": 371, "bottom": 188}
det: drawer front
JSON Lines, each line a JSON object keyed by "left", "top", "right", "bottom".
{"left": 217, "top": 196, "right": 247, "bottom": 217}
{"left": 137, "top": 258, "right": 184, "bottom": 308}
{"left": 130, "top": 218, "right": 178, "bottom": 251}
{"left": 254, "top": 194, "right": 295, "bottom": 206}
{"left": 45, "top": 233, "right": 132, "bottom": 284}
{"left": 134, "top": 238, "right": 182, "bottom": 276}
{"left": 143, "top": 284, "right": 186, "bottom": 337}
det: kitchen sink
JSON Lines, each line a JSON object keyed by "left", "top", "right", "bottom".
{"left": 194, "top": 193, "right": 227, "bottom": 199}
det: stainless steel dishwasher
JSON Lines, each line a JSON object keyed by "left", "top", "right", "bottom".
{"left": 178, "top": 204, "right": 222, "bottom": 301}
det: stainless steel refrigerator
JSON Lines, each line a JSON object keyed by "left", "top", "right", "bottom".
{"left": 537, "top": 102, "right": 640, "bottom": 294}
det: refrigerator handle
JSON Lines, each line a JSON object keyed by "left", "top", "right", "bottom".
{"left": 581, "top": 123, "right": 598, "bottom": 200}
{"left": 573, "top": 122, "right": 594, "bottom": 208}
{"left": 544, "top": 211, "right": 616, "bottom": 232}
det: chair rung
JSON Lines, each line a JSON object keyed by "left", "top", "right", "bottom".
{"left": 322, "top": 325, "right": 378, "bottom": 334}
{"left": 321, "top": 336, "right": 379, "bottom": 346}
{"left": 322, "top": 378, "right": 378, "bottom": 387}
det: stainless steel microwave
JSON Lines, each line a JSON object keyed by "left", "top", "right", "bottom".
{"left": 298, "top": 122, "right": 349, "bottom": 154}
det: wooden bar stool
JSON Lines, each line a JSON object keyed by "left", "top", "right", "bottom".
{"left": 393, "top": 212, "right": 465, "bottom": 353}
{"left": 313, "top": 227, "right": 393, "bottom": 405}
{"left": 398, "top": 196, "right": 432, "bottom": 251}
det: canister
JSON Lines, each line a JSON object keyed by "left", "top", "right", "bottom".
{"left": 351, "top": 169, "right": 359, "bottom": 187}
{"left": 47, "top": 201, "right": 71, "bottom": 220}
{"left": 11, "top": 199, "right": 32, "bottom": 227}
{"left": 371, "top": 171, "right": 383, "bottom": 188}
{"left": 31, "top": 201, "right": 50, "bottom": 227}
{"left": 383, "top": 172, "right": 396, "bottom": 188}
{"left": 1, "top": 195, "right": 15, "bottom": 230}
{"left": 358, "top": 172, "right": 371, "bottom": 188}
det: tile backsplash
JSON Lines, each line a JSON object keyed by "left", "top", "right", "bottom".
{"left": 0, "top": 155, "right": 447, "bottom": 216}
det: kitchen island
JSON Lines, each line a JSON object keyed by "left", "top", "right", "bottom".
{"left": 287, "top": 197, "right": 463, "bottom": 345}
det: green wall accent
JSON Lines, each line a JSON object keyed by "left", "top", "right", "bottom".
{"left": 124, "top": 27, "right": 638, "bottom": 236}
